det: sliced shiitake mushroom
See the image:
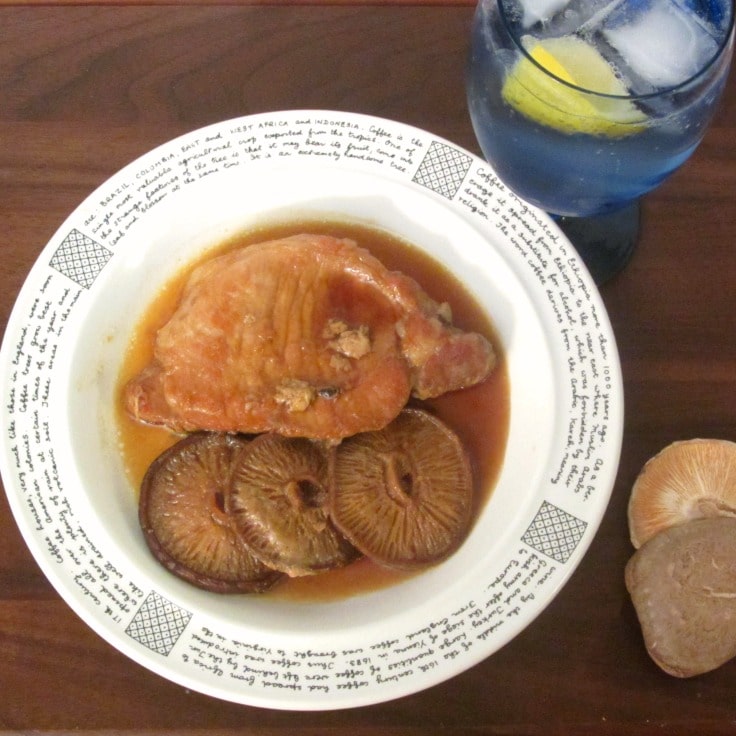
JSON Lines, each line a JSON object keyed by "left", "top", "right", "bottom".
{"left": 626, "top": 516, "right": 736, "bottom": 677}
{"left": 628, "top": 438, "right": 736, "bottom": 548}
{"left": 229, "top": 433, "right": 358, "bottom": 577}
{"left": 139, "top": 432, "right": 282, "bottom": 593}
{"left": 330, "top": 407, "right": 473, "bottom": 570}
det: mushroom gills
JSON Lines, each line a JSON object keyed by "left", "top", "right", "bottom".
{"left": 229, "top": 433, "right": 359, "bottom": 577}
{"left": 628, "top": 438, "right": 736, "bottom": 548}
{"left": 139, "top": 432, "right": 282, "bottom": 593}
{"left": 330, "top": 408, "right": 474, "bottom": 570}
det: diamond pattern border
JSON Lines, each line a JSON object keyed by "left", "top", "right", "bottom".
{"left": 49, "top": 229, "right": 113, "bottom": 289}
{"left": 412, "top": 141, "right": 472, "bottom": 199}
{"left": 125, "top": 591, "right": 192, "bottom": 656}
{"left": 521, "top": 501, "right": 588, "bottom": 564}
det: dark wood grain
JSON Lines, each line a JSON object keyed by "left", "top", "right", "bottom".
{"left": 1, "top": 4, "right": 735, "bottom": 733}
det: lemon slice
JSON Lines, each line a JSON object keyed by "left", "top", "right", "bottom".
{"left": 502, "top": 35, "right": 647, "bottom": 137}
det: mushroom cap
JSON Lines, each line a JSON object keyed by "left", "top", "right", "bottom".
{"left": 628, "top": 438, "right": 736, "bottom": 548}
{"left": 625, "top": 516, "right": 736, "bottom": 678}
{"left": 229, "top": 433, "right": 358, "bottom": 577}
{"left": 139, "top": 433, "right": 282, "bottom": 593}
{"left": 330, "top": 408, "right": 473, "bottom": 570}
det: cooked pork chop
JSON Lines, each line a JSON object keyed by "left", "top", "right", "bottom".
{"left": 125, "top": 234, "right": 495, "bottom": 440}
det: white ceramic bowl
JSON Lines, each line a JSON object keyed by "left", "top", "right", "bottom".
{"left": 0, "top": 111, "right": 622, "bottom": 710}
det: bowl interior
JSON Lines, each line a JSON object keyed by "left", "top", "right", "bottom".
{"left": 60, "top": 164, "right": 559, "bottom": 641}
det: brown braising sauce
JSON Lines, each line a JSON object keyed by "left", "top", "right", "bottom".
{"left": 116, "top": 220, "right": 510, "bottom": 601}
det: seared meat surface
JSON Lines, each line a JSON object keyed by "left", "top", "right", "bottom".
{"left": 125, "top": 234, "right": 495, "bottom": 441}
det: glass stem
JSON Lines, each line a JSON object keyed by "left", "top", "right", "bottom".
{"left": 553, "top": 200, "right": 640, "bottom": 284}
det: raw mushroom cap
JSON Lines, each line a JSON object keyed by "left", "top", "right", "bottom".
{"left": 625, "top": 516, "right": 736, "bottom": 678}
{"left": 628, "top": 438, "right": 736, "bottom": 548}
{"left": 229, "top": 433, "right": 358, "bottom": 577}
{"left": 330, "top": 407, "right": 474, "bottom": 570}
{"left": 139, "top": 432, "right": 282, "bottom": 594}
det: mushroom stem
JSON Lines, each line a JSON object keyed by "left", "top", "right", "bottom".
{"left": 382, "top": 452, "right": 415, "bottom": 506}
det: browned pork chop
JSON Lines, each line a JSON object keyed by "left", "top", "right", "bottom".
{"left": 125, "top": 234, "right": 495, "bottom": 440}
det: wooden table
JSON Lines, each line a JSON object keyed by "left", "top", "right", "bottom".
{"left": 1, "top": 3, "right": 735, "bottom": 734}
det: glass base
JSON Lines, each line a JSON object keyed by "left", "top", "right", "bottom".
{"left": 554, "top": 201, "right": 640, "bottom": 285}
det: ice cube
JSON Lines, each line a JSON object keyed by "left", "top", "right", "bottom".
{"left": 518, "top": 0, "right": 570, "bottom": 27}
{"left": 602, "top": 0, "right": 720, "bottom": 88}
{"left": 531, "top": 0, "right": 627, "bottom": 37}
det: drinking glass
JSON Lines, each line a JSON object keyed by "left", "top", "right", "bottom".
{"left": 467, "top": 0, "right": 734, "bottom": 283}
